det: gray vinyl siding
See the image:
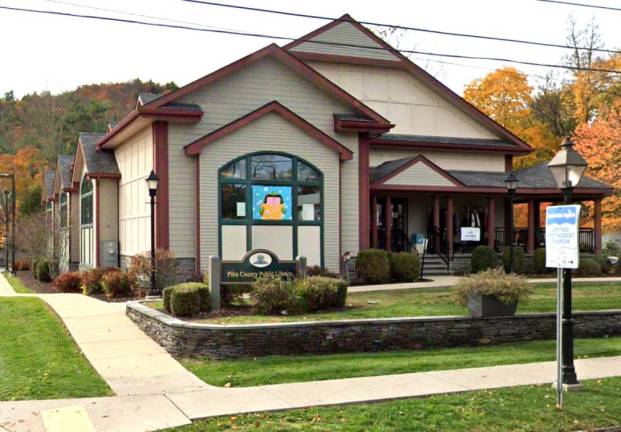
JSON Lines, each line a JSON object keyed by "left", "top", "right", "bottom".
{"left": 198, "top": 113, "right": 340, "bottom": 271}
{"left": 97, "top": 178, "right": 119, "bottom": 258}
{"left": 384, "top": 163, "right": 456, "bottom": 187}
{"left": 290, "top": 22, "right": 401, "bottom": 62}
{"left": 168, "top": 56, "right": 361, "bottom": 267}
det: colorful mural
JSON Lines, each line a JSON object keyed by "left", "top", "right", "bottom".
{"left": 252, "top": 185, "right": 292, "bottom": 221}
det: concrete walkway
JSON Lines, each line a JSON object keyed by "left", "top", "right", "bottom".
{"left": 2, "top": 273, "right": 621, "bottom": 431}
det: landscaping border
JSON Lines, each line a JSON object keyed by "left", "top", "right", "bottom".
{"left": 126, "top": 301, "right": 621, "bottom": 359}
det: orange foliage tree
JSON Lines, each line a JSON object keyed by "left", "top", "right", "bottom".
{"left": 0, "top": 146, "right": 48, "bottom": 216}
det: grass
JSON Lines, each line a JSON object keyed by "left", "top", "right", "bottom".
{"left": 164, "top": 377, "right": 621, "bottom": 431}
{"left": 145, "top": 282, "right": 621, "bottom": 324}
{"left": 181, "top": 336, "right": 621, "bottom": 387}
{"left": 0, "top": 297, "right": 112, "bottom": 400}
{"left": 4, "top": 271, "right": 32, "bottom": 293}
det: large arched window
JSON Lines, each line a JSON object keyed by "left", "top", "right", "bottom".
{"left": 218, "top": 152, "right": 323, "bottom": 265}
{"left": 80, "top": 176, "right": 93, "bottom": 226}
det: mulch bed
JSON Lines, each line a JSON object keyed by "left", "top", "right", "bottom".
{"left": 15, "top": 270, "right": 57, "bottom": 294}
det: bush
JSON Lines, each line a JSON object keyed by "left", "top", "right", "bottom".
{"left": 34, "top": 258, "right": 53, "bottom": 282}
{"left": 221, "top": 284, "right": 252, "bottom": 306}
{"left": 470, "top": 245, "right": 498, "bottom": 274}
{"left": 306, "top": 265, "right": 341, "bottom": 278}
{"left": 533, "top": 248, "right": 547, "bottom": 274}
{"left": 577, "top": 258, "right": 602, "bottom": 276}
{"left": 294, "top": 276, "right": 348, "bottom": 312}
{"left": 81, "top": 267, "right": 115, "bottom": 295}
{"left": 127, "top": 249, "right": 178, "bottom": 296}
{"left": 100, "top": 270, "right": 131, "bottom": 299}
{"left": 251, "top": 273, "right": 295, "bottom": 314}
{"left": 355, "top": 249, "right": 390, "bottom": 284}
{"left": 31, "top": 257, "right": 42, "bottom": 276}
{"left": 389, "top": 252, "right": 420, "bottom": 282}
{"left": 162, "top": 285, "right": 174, "bottom": 313}
{"left": 502, "top": 246, "right": 525, "bottom": 274}
{"left": 454, "top": 267, "right": 532, "bottom": 306}
{"left": 603, "top": 240, "right": 621, "bottom": 258}
{"left": 13, "top": 259, "right": 31, "bottom": 271}
{"left": 594, "top": 254, "right": 613, "bottom": 275}
{"left": 52, "top": 272, "right": 82, "bottom": 293}
{"left": 170, "top": 285, "right": 201, "bottom": 317}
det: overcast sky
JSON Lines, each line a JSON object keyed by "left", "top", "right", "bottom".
{"left": 1, "top": 0, "right": 620, "bottom": 99}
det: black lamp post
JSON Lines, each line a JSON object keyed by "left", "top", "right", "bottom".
{"left": 504, "top": 171, "right": 519, "bottom": 273}
{"left": 0, "top": 173, "right": 15, "bottom": 274}
{"left": 548, "top": 137, "right": 587, "bottom": 387}
{"left": 146, "top": 170, "right": 159, "bottom": 297}
{"left": 3, "top": 189, "right": 8, "bottom": 272}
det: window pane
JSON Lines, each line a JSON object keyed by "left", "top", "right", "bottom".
{"left": 298, "top": 161, "right": 321, "bottom": 182}
{"left": 253, "top": 185, "right": 292, "bottom": 221}
{"left": 251, "top": 155, "right": 292, "bottom": 180}
{"left": 297, "top": 185, "right": 321, "bottom": 221}
{"left": 81, "top": 195, "right": 93, "bottom": 225}
{"left": 220, "top": 159, "right": 246, "bottom": 179}
{"left": 221, "top": 184, "right": 247, "bottom": 219}
{"left": 81, "top": 178, "right": 92, "bottom": 194}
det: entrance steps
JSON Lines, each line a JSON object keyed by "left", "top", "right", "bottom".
{"left": 421, "top": 254, "right": 452, "bottom": 276}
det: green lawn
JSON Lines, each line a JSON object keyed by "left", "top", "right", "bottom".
{"left": 165, "top": 377, "right": 621, "bottom": 431}
{"left": 182, "top": 336, "right": 621, "bottom": 387}
{"left": 0, "top": 297, "right": 112, "bottom": 400}
{"left": 146, "top": 282, "right": 621, "bottom": 324}
{"left": 4, "top": 271, "right": 32, "bottom": 293}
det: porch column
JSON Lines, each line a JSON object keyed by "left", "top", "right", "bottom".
{"left": 433, "top": 195, "right": 440, "bottom": 252}
{"left": 487, "top": 197, "right": 495, "bottom": 249}
{"left": 594, "top": 198, "right": 602, "bottom": 254}
{"left": 370, "top": 195, "right": 378, "bottom": 248}
{"left": 527, "top": 199, "right": 535, "bottom": 253}
{"left": 385, "top": 195, "right": 392, "bottom": 252}
{"left": 358, "top": 134, "right": 370, "bottom": 250}
{"left": 447, "top": 196, "right": 454, "bottom": 256}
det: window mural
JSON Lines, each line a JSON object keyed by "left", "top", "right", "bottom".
{"left": 252, "top": 186, "right": 292, "bottom": 221}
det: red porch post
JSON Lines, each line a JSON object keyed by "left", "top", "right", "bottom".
{"left": 594, "top": 198, "right": 602, "bottom": 254}
{"left": 447, "top": 196, "right": 454, "bottom": 256}
{"left": 358, "top": 134, "right": 370, "bottom": 251}
{"left": 433, "top": 195, "right": 440, "bottom": 252}
{"left": 487, "top": 197, "right": 495, "bottom": 249}
{"left": 370, "top": 195, "right": 378, "bottom": 248}
{"left": 527, "top": 199, "right": 535, "bottom": 253}
{"left": 385, "top": 195, "right": 392, "bottom": 252}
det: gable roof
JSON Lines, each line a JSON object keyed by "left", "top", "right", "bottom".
{"left": 78, "top": 132, "right": 120, "bottom": 177}
{"left": 185, "top": 101, "right": 353, "bottom": 160}
{"left": 42, "top": 169, "right": 55, "bottom": 203}
{"left": 141, "top": 43, "right": 391, "bottom": 127}
{"left": 286, "top": 15, "right": 532, "bottom": 153}
{"left": 371, "top": 133, "right": 528, "bottom": 155}
{"left": 57, "top": 155, "right": 74, "bottom": 190}
{"left": 137, "top": 92, "right": 161, "bottom": 106}
{"left": 370, "top": 155, "right": 463, "bottom": 186}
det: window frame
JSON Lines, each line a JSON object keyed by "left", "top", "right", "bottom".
{"left": 59, "top": 192, "right": 68, "bottom": 228}
{"left": 80, "top": 175, "right": 94, "bottom": 227}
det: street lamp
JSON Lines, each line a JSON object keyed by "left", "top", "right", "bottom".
{"left": 3, "top": 189, "right": 8, "bottom": 272}
{"left": 146, "top": 170, "right": 159, "bottom": 297}
{"left": 548, "top": 137, "right": 588, "bottom": 387}
{"left": 504, "top": 171, "right": 519, "bottom": 273}
{"left": 0, "top": 173, "right": 15, "bottom": 274}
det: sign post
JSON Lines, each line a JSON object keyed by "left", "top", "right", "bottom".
{"left": 545, "top": 204, "right": 581, "bottom": 409}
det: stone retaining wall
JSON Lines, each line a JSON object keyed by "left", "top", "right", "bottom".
{"left": 126, "top": 302, "right": 621, "bottom": 359}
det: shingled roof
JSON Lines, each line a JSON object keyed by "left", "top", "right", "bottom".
{"left": 42, "top": 169, "right": 55, "bottom": 201}
{"left": 377, "top": 134, "right": 520, "bottom": 149}
{"left": 58, "top": 155, "right": 74, "bottom": 189}
{"left": 370, "top": 156, "right": 417, "bottom": 183}
{"left": 79, "top": 132, "right": 119, "bottom": 175}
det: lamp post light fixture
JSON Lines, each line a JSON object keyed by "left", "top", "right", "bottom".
{"left": 504, "top": 171, "right": 519, "bottom": 274}
{"left": 3, "top": 189, "right": 8, "bottom": 272}
{"left": 146, "top": 170, "right": 159, "bottom": 297}
{"left": 548, "top": 137, "right": 588, "bottom": 387}
{"left": 0, "top": 173, "right": 16, "bottom": 274}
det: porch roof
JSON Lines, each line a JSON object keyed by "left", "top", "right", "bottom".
{"left": 58, "top": 155, "right": 74, "bottom": 190}
{"left": 79, "top": 132, "right": 120, "bottom": 176}
{"left": 42, "top": 169, "right": 55, "bottom": 202}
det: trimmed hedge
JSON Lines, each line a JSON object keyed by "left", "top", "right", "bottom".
{"left": 502, "top": 246, "right": 526, "bottom": 274}
{"left": 34, "top": 258, "right": 53, "bottom": 282}
{"left": 101, "top": 270, "right": 131, "bottom": 299}
{"left": 164, "top": 283, "right": 210, "bottom": 316}
{"left": 470, "top": 245, "right": 498, "bottom": 273}
{"left": 251, "top": 274, "right": 294, "bottom": 315}
{"left": 163, "top": 285, "right": 174, "bottom": 313}
{"left": 294, "top": 276, "right": 348, "bottom": 312}
{"left": 389, "top": 252, "right": 420, "bottom": 282}
{"left": 577, "top": 258, "right": 602, "bottom": 276}
{"left": 454, "top": 267, "right": 532, "bottom": 306}
{"left": 355, "top": 249, "right": 390, "bottom": 284}
{"left": 533, "top": 248, "right": 547, "bottom": 274}
{"left": 52, "top": 271, "right": 82, "bottom": 293}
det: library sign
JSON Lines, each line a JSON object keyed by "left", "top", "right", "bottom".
{"left": 221, "top": 249, "right": 298, "bottom": 283}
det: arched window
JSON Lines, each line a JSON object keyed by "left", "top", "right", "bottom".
{"left": 219, "top": 152, "right": 323, "bottom": 264}
{"left": 80, "top": 176, "right": 93, "bottom": 226}
{"left": 59, "top": 192, "right": 68, "bottom": 228}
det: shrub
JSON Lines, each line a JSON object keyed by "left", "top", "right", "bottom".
{"left": 306, "top": 265, "right": 341, "bottom": 278}
{"left": 294, "top": 276, "right": 348, "bottom": 312}
{"left": 251, "top": 273, "right": 294, "bottom": 314}
{"left": 52, "top": 272, "right": 82, "bottom": 293}
{"left": 389, "top": 252, "right": 420, "bottom": 282}
{"left": 81, "top": 267, "right": 115, "bottom": 295}
{"left": 31, "top": 257, "right": 42, "bottom": 276}
{"left": 127, "top": 249, "right": 178, "bottom": 296}
{"left": 355, "top": 249, "right": 390, "bottom": 284}
{"left": 577, "top": 258, "right": 602, "bottom": 276}
{"left": 533, "top": 248, "right": 547, "bottom": 274}
{"left": 470, "top": 245, "right": 498, "bottom": 274}
{"left": 603, "top": 240, "right": 621, "bottom": 258}
{"left": 13, "top": 259, "right": 31, "bottom": 271}
{"left": 162, "top": 285, "right": 174, "bottom": 313}
{"left": 454, "top": 267, "right": 532, "bottom": 306}
{"left": 170, "top": 285, "right": 201, "bottom": 317}
{"left": 100, "top": 270, "right": 131, "bottom": 299}
{"left": 502, "top": 246, "right": 525, "bottom": 274}
{"left": 221, "top": 284, "right": 252, "bottom": 306}
{"left": 34, "top": 258, "right": 53, "bottom": 282}
{"left": 594, "top": 254, "right": 613, "bottom": 275}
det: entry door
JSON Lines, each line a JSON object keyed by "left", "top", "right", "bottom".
{"left": 376, "top": 197, "right": 409, "bottom": 252}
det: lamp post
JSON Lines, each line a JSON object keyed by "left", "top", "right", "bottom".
{"left": 3, "top": 189, "right": 8, "bottom": 272}
{"left": 504, "top": 171, "right": 519, "bottom": 273}
{"left": 548, "top": 137, "right": 587, "bottom": 387}
{"left": 146, "top": 170, "right": 159, "bottom": 297}
{"left": 0, "top": 173, "right": 15, "bottom": 274}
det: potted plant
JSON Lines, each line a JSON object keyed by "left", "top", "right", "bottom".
{"left": 453, "top": 268, "right": 532, "bottom": 317}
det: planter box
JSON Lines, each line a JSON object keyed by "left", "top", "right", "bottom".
{"left": 467, "top": 293, "right": 517, "bottom": 317}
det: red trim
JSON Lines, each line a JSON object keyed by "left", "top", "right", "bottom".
{"left": 62, "top": 187, "right": 77, "bottom": 193}
{"left": 95, "top": 179, "right": 101, "bottom": 267}
{"left": 447, "top": 196, "right": 454, "bottom": 256}
{"left": 334, "top": 116, "right": 394, "bottom": 134}
{"left": 370, "top": 184, "right": 612, "bottom": 197}
{"left": 433, "top": 196, "right": 440, "bottom": 251}
{"left": 527, "top": 199, "right": 535, "bottom": 253}
{"left": 505, "top": 155, "right": 513, "bottom": 172}
{"left": 88, "top": 173, "right": 121, "bottom": 179}
{"left": 195, "top": 156, "right": 201, "bottom": 274}
{"left": 291, "top": 51, "right": 402, "bottom": 68}
{"left": 385, "top": 195, "right": 392, "bottom": 252}
{"left": 338, "top": 161, "right": 343, "bottom": 258}
{"left": 370, "top": 193, "right": 378, "bottom": 248}
{"left": 142, "top": 44, "right": 390, "bottom": 126}
{"left": 594, "top": 198, "right": 602, "bottom": 254}
{"left": 371, "top": 154, "right": 464, "bottom": 188}
{"left": 153, "top": 121, "right": 170, "bottom": 250}
{"left": 184, "top": 101, "right": 354, "bottom": 160}
{"left": 358, "top": 133, "right": 370, "bottom": 251}
{"left": 370, "top": 138, "right": 530, "bottom": 155}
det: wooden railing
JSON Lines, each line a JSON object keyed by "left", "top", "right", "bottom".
{"left": 495, "top": 227, "right": 595, "bottom": 253}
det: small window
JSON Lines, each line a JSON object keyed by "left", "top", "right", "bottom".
{"left": 251, "top": 154, "right": 292, "bottom": 180}
{"left": 60, "top": 193, "right": 68, "bottom": 228}
{"left": 220, "top": 159, "right": 246, "bottom": 179}
{"left": 221, "top": 184, "right": 247, "bottom": 219}
{"left": 297, "top": 185, "right": 321, "bottom": 221}
{"left": 298, "top": 161, "right": 321, "bottom": 183}
{"left": 80, "top": 177, "right": 93, "bottom": 226}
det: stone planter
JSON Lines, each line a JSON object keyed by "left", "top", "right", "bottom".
{"left": 466, "top": 293, "right": 518, "bottom": 317}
